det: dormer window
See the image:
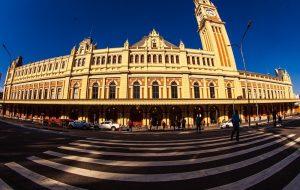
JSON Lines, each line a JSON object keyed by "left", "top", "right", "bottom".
{"left": 152, "top": 40, "right": 157, "bottom": 48}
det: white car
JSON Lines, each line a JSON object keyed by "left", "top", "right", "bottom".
{"left": 99, "top": 121, "right": 120, "bottom": 131}
{"left": 220, "top": 120, "right": 233, "bottom": 129}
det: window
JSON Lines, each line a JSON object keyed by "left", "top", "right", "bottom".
{"left": 92, "top": 57, "right": 96, "bottom": 65}
{"left": 152, "top": 81, "right": 159, "bottom": 99}
{"left": 166, "top": 55, "right": 169, "bottom": 63}
{"left": 192, "top": 57, "right": 195, "bottom": 65}
{"left": 29, "top": 90, "right": 32, "bottom": 99}
{"left": 130, "top": 55, "right": 134, "bottom": 63}
{"left": 171, "top": 81, "right": 178, "bottom": 99}
{"left": 61, "top": 61, "right": 65, "bottom": 69}
{"left": 57, "top": 88, "right": 62, "bottom": 99}
{"left": 187, "top": 56, "right": 190, "bottom": 64}
{"left": 133, "top": 81, "right": 140, "bottom": 99}
{"left": 113, "top": 56, "right": 117, "bottom": 64}
{"left": 227, "top": 84, "right": 232, "bottom": 99}
{"left": 176, "top": 55, "right": 179, "bottom": 64}
{"left": 118, "top": 55, "right": 122, "bottom": 64}
{"left": 109, "top": 82, "right": 116, "bottom": 99}
{"left": 171, "top": 55, "right": 174, "bottom": 64}
{"left": 159, "top": 55, "right": 162, "bottom": 63}
{"left": 50, "top": 88, "right": 56, "bottom": 99}
{"left": 194, "top": 82, "right": 200, "bottom": 99}
{"left": 39, "top": 89, "right": 43, "bottom": 99}
{"left": 147, "top": 55, "right": 151, "bottom": 63}
{"left": 77, "top": 59, "right": 81, "bottom": 67}
{"left": 242, "top": 88, "right": 247, "bottom": 99}
{"left": 135, "top": 55, "right": 139, "bottom": 63}
{"left": 153, "top": 55, "right": 157, "bottom": 63}
{"left": 107, "top": 56, "right": 112, "bottom": 64}
{"left": 203, "top": 57, "right": 206, "bottom": 66}
{"left": 44, "top": 89, "right": 48, "bottom": 99}
{"left": 197, "top": 57, "right": 200, "bottom": 65}
{"left": 55, "top": 63, "right": 59, "bottom": 70}
{"left": 49, "top": 64, "right": 52, "bottom": 71}
{"left": 92, "top": 83, "right": 99, "bottom": 99}
{"left": 73, "top": 84, "right": 79, "bottom": 99}
{"left": 101, "top": 57, "right": 106, "bottom": 64}
{"left": 141, "top": 55, "right": 144, "bottom": 63}
{"left": 209, "top": 83, "right": 216, "bottom": 99}
{"left": 211, "top": 58, "right": 215, "bottom": 66}
{"left": 33, "top": 90, "right": 37, "bottom": 100}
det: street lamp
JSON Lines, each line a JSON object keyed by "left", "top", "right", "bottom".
{"left": 229, "top": 20, "right": 253, "bottom": 128}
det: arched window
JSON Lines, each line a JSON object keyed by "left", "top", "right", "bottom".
{"left": 171, "top": 55, "right": 174, "bottom": 63}
{"left": 92, "top": 83, "right": 99, "bottom": 99}
{"left": 73, "top": 83, "right": 79, "bottom": 99}
{"left": 82, "top": 58, "right": 86, "bottom": 66}
{"left": 147, "top": 55, "right": 151, "bottom": 63}
{"left": 197, "top": 57, "right": 200, "bottom": 65}
{"left": 129, "top": 55, "right": 134, "bottom": 63}
{"left": 135, "top": 55, "right": 139, "bottom": 63}
{"left": 176, "top": 55, "right": 179, "bottom": 64}
{"left": 113, "top": 56, "right": 117, "bottom": 64}
{"left": 153, "top": 55, "right": 157, "bottom": 63}
{"left": 133, "top": 81, "right": 140, "bottom": 99}
{"left": 101, "top": 57, "right": 106, "bottom": 65}
{"left": 187, "top": 56, "right": 191, "bottom": 64}
{"left": 159, "top": 55, "right": 162, "bottom": 63}
{"left": 209, "top": 82, "right": 216, "bottom": 99}
{"left": 194, "top": 82, "right": 200, "bottom": 99}
{"left": 171, "top": 81, "right": 178, "bottom": 99}
{"left": 141, "top": 55, "right": 144, "bottom": 63}
{"left": 227, "top": 84, "right": 232, "bottom": 99}
{"left": 109, "top": 82, "right": 116, "bottom": 99}
{"left": 107, "top": 56, "right": 112, "bottom": 64}
{"left": 165, "top": 55, "right": 169, "bottom": 63}
{"left": 152, "top": 81, "right": 159, "bottom": 99}
{"left": 192, "top": 57, "right": 195, "bottom": 65}
{"left": 118, "top": 55, "right": 122, "bottom": 64}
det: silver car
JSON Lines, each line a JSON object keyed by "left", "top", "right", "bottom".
{"left": 99, "top": 121, "right": 120, "bottom": 131}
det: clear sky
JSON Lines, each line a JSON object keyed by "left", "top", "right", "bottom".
{"left": 0, "top": 0, "right": 299, "bottom": 94}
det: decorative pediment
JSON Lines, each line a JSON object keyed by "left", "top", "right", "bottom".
{"left": 131, "top": 29, "right": 179, "bottom": 50}
{"left": 76, "top": 38, "right": 96, "bottom": 55}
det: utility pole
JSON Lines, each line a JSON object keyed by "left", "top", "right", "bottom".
{"left": 229, "top": 21, "right": 253, "bottom": 127}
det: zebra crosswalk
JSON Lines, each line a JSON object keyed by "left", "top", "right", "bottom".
{"left": 2, "top": 130, "right": 300, "bottom": 190}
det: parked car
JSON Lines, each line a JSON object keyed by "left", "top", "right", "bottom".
{"left": 220, "top": 119, "right": 233, "bottom": 129}
{"left": 68, "top": 120, "right": 91, "bottom": 130}
{"left": 48, "top": 118, "right": 73, "bottom": 128}
{"left": 98, "top": 121, "right": 120, "bottom": 131}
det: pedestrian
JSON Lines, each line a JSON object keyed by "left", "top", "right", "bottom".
{"left": 278, "top": 115, "right": 283, "bottom": 127}
{"left": 273, "top": 111, "right": 277, "bottom": 127}
{"left": 182, "top": 118, "right": 186, "bottom": 130}
{"left": 129, "top": 120, "right": 133, "bottom": 132}
{"left": 162, "top": 120, "right": 166, "bottom": 131}
{"left": 196, "top": 114, "right": 202, "bottom": 133}
{"left": 267, "top": 115, "right": 270, "bottom": 124}
{"left": 231, "top": 110, "right": 241, "bottom": 142}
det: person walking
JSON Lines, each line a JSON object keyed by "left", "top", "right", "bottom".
{"left": 196, "top": 114, "right": 202, "bottom": 133}
{"left": 182, "top": 118, "right": 186, "bottom": 130}
{"left": 162, "top": 120, "right": 166, "bottom": 131}
{"left": 231, "top": 110, "right": 241, "bottom": 142}
{"left": 128, "top": 120, "right": 133, "bottom": 132}
{"left": 273, "top": 111, "right": 277, "bottom": 127}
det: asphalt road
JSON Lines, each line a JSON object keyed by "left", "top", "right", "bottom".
{"left": 0, "top": 117, "right": 299, "bottom": 190}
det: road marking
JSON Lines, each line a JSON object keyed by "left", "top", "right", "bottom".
{"left": 0, "top": 178, "right": 13, "bottom": 190}
{"left": 80, "top": 132, "right": 264, "bottom": 146}
{"left": 70, "top": 133, "right": 271, "bottom": 151}
{"left": 29, "top": 137, "right": 300, "bottom": 182}
{"left": 4, "top": 162, "right": 86, "bottom": 190}
{"left": 208, "top": 146, "right": 300, "bottom": 190}
{"left": 86, "top": 130, "right": 261, "bottom": 143}
{"left": 59, "top": 134, "right": 287, "bottom": 157}
{"left": 283, "top": 172, "right": 300, "bottom": 190}
{"left": 50, "top": 134, "right": 295, "bottom": 167}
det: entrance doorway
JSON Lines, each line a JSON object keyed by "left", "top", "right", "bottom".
{"left": 209, "top": 106, "right": 219, "bottom": 124}
{"left": 169, "top": 106, "right": 182, "bottom": 127}
{"left": 130, "top": 106, "right": 143, "bottom": 127}
{"left": 149, "top": 106, "right": 163, "bottom": 127}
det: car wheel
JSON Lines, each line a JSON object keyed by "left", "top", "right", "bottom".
{"left": 111, "top": 126, "right": 116, "bottom": 131}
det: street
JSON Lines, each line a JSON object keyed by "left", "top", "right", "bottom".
{"left": 0, "top": 117, "right": 299, "bottom": 190}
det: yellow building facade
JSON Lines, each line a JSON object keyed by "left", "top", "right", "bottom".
{"left": 0, "top": 0, "right": 297, "bottom": 127}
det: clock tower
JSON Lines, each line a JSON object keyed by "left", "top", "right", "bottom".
{"left": 194, "top": 0, "right": 237, "bottom": 71}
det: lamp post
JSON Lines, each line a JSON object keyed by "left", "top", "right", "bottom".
{"left": 229, "top": 20, "right": 253, "bottom": 128}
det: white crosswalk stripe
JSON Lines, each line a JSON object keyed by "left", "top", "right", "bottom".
{"left": 283, "top": 172, "right": 300, "bottom": 190}
{"left": 5, "top": 162, "right": 86, "bottom": 190}
{"left": 0, "top": 178, "right": 13, "bottom": 190}
{"left": 3, "top": 131, "right": 300, "bottom": 189}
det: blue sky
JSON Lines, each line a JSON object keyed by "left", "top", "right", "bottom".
{"left": 0, "top": 0, "right": 299, "bottom": 94}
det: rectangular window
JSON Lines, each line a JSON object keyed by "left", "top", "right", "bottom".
{"left": 57, "top": 88, "right": 62, "bottom": 99}
{"left": 44, "top": 89, "right": 48, "bottom": 99}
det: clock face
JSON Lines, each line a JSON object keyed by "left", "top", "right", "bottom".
{"left": 206, "top": 9, "right": 216, "bottom": 16}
